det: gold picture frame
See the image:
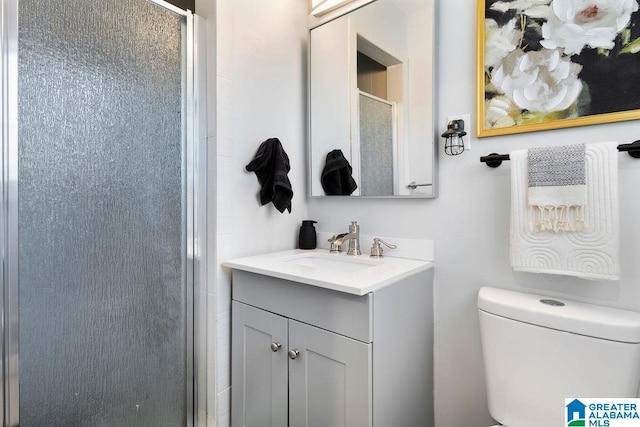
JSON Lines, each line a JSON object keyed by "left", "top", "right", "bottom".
{"left": 477, "top": 0, "right": 640, "bottom": 138}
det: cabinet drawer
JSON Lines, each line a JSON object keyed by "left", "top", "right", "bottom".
{"left": 232, "top": 270, "right": 373, "bottom": 343}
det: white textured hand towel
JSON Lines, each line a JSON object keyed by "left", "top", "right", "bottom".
{"left": 510, "top": 142, "right": 620, "bottom": 280}
{"left": 528, "top": 143, "right": 587, "bottom": 232}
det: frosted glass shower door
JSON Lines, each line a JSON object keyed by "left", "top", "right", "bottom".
{"left": 8, "top": 0, "right": 195, "bottom": 425}
{"left": 358, "top": 92, "right": 396, "bottom": 196}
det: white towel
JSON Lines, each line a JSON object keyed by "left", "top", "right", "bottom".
{"left": 527, "top": 144, "right": 587, "bottom": 232}
{"left": 510, "top": 142, "right": 620, "bottom": 280}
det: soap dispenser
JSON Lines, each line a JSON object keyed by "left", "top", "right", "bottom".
{"left": 298, "top": 220, "right": 317, "bottom": 250}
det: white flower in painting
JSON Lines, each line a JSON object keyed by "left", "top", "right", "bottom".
{"left": 540, "top": 0, "right": 639, "bottom": 55}
{"left": 485, "top": 96, "right": 518, "bottom": 128}
{"left": 491, "top": 0, "right": 552, "bottom": 19}
{"left": 491, "top": 48, "right": 583, "bottom": 113}
{"left": 485, "top": 18, "right": 521, "bottom": 69}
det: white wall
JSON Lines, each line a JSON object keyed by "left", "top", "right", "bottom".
{"left": 209, "top": 0, "right": 309, "bottom": 425}
{"left": 309, "top": 0, "right": 640, "bottom": 426}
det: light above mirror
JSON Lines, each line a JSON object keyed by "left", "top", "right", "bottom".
{"left": 310, "top": 0, "right": 356, "bottom": 16}
{"left": 308, "top": 0, "right": 436, "bottom": 198}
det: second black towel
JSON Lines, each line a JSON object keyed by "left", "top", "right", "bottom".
{"left": 321, "top": 149, "right": 358, "bottom": 196}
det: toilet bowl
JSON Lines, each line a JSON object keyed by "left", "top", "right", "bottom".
{"left": 478, "top": 286, "right": 640, "bottom": 427}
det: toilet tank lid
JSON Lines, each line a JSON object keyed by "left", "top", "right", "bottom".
{"left": 478, "top": 287, "right": 640, "bottom": 343}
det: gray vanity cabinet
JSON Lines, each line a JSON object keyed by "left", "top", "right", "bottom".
{"left": 233, "top": 301, "right": 371, "bottom": 427}
{"left": 230, "top": 267, "right": 434, "bottom": 427}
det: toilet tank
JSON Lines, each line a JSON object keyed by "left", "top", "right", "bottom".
{"left": 478, "top": 287, "right": 640, "bottom": 427}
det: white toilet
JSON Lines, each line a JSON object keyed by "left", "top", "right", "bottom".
{"left": 478, "top": 286, "right": 640, "bottom": 427}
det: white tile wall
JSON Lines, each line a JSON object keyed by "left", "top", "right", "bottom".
{"left": 215, "top": 269, "right": 231, "bottom": 314}
{"left": 216, "top": 197, "right": 233, "bottom": 236}
{"left": 209, "top": 0, "right": 309, "bottom": 426}
{"left": 216, "top": 388, "right": 231, "bottom": 427}
{"left": 216, "top": 77, "right": 233, "bottom": 158}
{"left": 215, "top": 310, "right": 231, "bottom": 393}
{"left": 206, "top": 293, "right": 217, "bottom": 421}
{"left": 214, "top": 234, "right": 233, "bottom": 294}
{"left": 216, "top": 157, "right": 233, "bottom": 197}
{"left": 197, "top": 410, "right": 208, "bottom": 427}
{"left": 196, "top": 290, "right": 209, "bottom": 422}
{"left": 215, "top": 0, "right": 232, "bottom": 80}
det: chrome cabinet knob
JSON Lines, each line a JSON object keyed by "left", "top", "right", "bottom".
{"left": 271, "top": 342, "right": 282, "bottom": 352}
{"left": 288, "top": 349, "right": 300, "bottom": 360}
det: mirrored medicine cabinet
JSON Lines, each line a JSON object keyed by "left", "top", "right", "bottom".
{"left": 308, "top": 0, "right": 436, "bottom": 198}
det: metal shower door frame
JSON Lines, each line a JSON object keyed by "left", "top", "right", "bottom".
{"left": 0, "top": 0, "right": 200, "bottom": 425}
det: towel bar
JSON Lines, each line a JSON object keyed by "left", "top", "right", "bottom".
{"left": 480, "top": 140, "right": 640, "bottom": 167}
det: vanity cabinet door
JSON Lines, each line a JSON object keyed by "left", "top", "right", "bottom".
{"left": 288, "top": 320, "right": 372, "bottom": 427}
{"left": 231, "top": 301, "right": 288, "bottom": 427}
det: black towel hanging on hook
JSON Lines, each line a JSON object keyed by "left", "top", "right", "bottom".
{"left": 246, "top": 138, "right": 293, "bottom": 213}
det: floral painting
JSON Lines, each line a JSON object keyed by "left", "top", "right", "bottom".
{"left": 478, "top": 0, "right": 640, "bottom": 136}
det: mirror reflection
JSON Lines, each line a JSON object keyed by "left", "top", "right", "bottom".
{"left": 308, "top": 0, "right": 436, "bottom": 198}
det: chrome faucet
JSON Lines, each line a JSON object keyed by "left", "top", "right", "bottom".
{"left": 328, "top": 221, "right": 361, "bottom": 255}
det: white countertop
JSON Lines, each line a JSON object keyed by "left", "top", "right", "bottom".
{"left": 223, "top": 249, "right": 433, "bottom": 296}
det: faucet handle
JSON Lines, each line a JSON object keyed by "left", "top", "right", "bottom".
{"left": 328, "top": 235, "right": 342, "bottom": 253}
{"left": 370, "top": 238, "right": 397, "bottom": 258}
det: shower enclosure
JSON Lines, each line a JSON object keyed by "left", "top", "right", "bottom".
{"left": 1, "top": 0, "right": 203, "bottom": 425}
